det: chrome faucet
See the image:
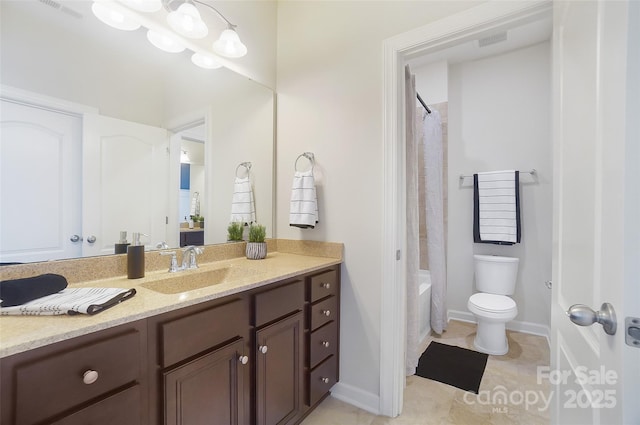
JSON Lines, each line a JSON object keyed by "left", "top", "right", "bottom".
{"left": 181, "top": 245, "right": 203, "bottom": 270}
{"left": 160, "top": 250, "right": 181, "bottom": 273}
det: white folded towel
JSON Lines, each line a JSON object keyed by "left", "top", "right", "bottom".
{"left": 230, "top": 176, "right": 256, "bottom": 224}
{"left": 473, "top": 170, "right": 521, "bottom": 244}
{"left": 0, "top": 287, "right": 136, "bottom": 316}
{"left": 289, "top": 169, "right": 318, "bottom": 228}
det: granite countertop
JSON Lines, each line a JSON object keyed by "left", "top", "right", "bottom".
{"left": 0, "top": 250, "right": 341, "bottom": 358}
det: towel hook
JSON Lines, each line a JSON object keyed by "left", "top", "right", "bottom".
{"left": 235, "top": 162, "right": 252, "bottom": 178}
{"left": 295, "top": 152, "right": 315, "bottom": 172}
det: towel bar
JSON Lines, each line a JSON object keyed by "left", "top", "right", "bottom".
{"left": 459, "top": 169, "right": 536, "bottom": 183}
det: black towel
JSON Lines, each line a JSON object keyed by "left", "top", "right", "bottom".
{"left": 0, "top": 274, "right": 68, "bottom": 307}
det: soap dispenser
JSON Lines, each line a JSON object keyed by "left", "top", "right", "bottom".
{"left": 127, "top": 232, "right": 146, "bottom": 279}
{"left": 114, "top": 231, "right": 130, "bottom": 254}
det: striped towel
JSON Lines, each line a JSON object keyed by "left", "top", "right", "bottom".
{"left": 473, "top": 170, "right": 521, "bottom": 245}
{"left": 289, "top": 169, "right": 319, "bottom": 229}
{"left": 0, "top": 287, "right": 136, "bottom": 316}
{"left": 230, "top": 176, "right": 256, "bottom": 224}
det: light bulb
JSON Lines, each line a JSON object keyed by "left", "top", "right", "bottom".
{"left": 91, "top": 1, "right": 140, "bottom": 31}
{"left": 191, "top": 52, "right": 222, "bottom": 69}
{"left": 167, "top": 2, "right": 208, "bottom": 39}
{"left": 212, "top": 28, "right": 247, "bottom": 58}
{"left": 121, "top": 0, "right": 162, "bottom": 12}
{"left": 146, "top": 29, "right": 185, "bottom": 53}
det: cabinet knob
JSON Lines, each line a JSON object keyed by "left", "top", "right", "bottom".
{"left": 321, "top": 310, "right": 331, "bottom": 317}
{"left": 259, "top": 345, "right": 268, "bottom": 354}
{"left": 321, "top": 282, "right": 331, "bottom": 289}
{"left": 320, "top": 377, "right": 330, "bottom": 384}
{"left": 82, "top": 370, "right": 99, "bottom": 385}
{"left": 321, "top": 341, "right": 330, "bottom": 348}
{"left": 238, "top": 355, "right": 249, "bottom": 365}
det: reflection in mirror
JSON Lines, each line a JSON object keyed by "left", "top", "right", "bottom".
{"left": 0, "top": 0, "right": 274, "bottom": 263}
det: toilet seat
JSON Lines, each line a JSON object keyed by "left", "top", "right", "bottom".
{"left": 468, "top": 293, "right": 517, "bottom": 315}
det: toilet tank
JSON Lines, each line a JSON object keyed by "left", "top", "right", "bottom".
{"left": 474, "top": 255, "right": 519, "bottom": 295}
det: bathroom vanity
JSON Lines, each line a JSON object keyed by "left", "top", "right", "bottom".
{"left": 0, "top": 242, "right": 342, "bottom": 425}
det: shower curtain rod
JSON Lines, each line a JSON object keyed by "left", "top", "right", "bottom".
{"left": 417, "top": 92, "right": 431, "bottom": 114}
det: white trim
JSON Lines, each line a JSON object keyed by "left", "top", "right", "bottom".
{"left": 330, "top": 382, "right": 380, "bottom": 416}
{"left": 0, "top": 84, "right": 98, "bottom": 116}
{"left": 380, "top": 0, "right": 551, "bottom": 417}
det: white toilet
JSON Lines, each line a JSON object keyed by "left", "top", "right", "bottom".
{"left": 467, "top": 255, "right": 519, "bottom": 355}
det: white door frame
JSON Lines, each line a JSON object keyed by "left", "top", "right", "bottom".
{"left": 380, "top": 0, "right": 552, "bottom": 417}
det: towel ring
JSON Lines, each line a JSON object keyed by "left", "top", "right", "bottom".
{"left": 235, "top": 162, "right": 252, "bottom": 178}
{"left": 295, "top": 152, "right": 315, "bottom": 172}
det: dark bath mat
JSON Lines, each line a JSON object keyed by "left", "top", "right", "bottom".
{"left": 415, "top": 341, "right": 488, "bottom": 394}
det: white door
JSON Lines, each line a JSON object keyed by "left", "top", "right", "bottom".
{"left": 551, "top": 1, "right": 639, "bottom": 423}
{"left": 82, "top": 113, "right": 169, "bottom": 256}
{"left": 0, "top": 99, "right": 82, "bottom": 262}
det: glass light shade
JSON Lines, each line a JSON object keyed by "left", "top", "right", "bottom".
{"left": 212, "top": 28, "right": 247, "bottom": 58}
{"left": 146, "top": 29, "right": 185, "bottom": 53}
{"left": 91, "top": 1, "right": 141, "bottom": 31}
{"left": 167, "top": 3, "right": 208, "bottom": 39}
{"left": 191, "top": 52, "right": 222, "bottom": 69}
{"left": 121, "top": 0, "right": 162, "bottom": 13}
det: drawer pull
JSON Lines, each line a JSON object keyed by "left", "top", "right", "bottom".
{"left": 321, "top": 341, "right": 330, "bottom": 348}
{"left": 321, "top": 310, "right": 331, "bottom": 317}
{"left": 320, "top": 377, "right": 330, "bottom": 384}
{"left": 238, "top": 355, "right": 249, "bottom": 365}
{"left": 82, "top": 370, "right": 99, "bottom": 385}
{"left": 259, "top": 345, "right": 268, "bottom": 354}
{"left": 321, "top": 282, "right": 331, "bottom": 289}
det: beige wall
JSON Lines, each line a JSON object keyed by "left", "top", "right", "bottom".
{"left": 276, "top": 0, "right": 483, "bottom": 405}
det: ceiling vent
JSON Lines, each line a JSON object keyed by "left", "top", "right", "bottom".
{"left": 478, "top": 32, "right": 508, "bottom": 48}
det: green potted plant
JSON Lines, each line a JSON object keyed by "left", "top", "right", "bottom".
{"left": 227, "top": 221, "right": 244, "bottom": 242}
{"left": 246, "top": 223, "right": 267, "bottom": 259}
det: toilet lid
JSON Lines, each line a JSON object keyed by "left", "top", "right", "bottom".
{"left": 469, "top": 293, "right": 516, "bottom": 312}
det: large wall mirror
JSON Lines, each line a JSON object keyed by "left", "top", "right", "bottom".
{"left": 0, "top": 0, "right": 274, "bottom": 263}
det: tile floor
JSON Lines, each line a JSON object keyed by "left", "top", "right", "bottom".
{"left": 301, "top": 320, "right": 550, "bottom": 425}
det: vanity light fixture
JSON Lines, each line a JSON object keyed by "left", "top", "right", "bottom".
{"left": 162, "top": 0, "right": 247, "bottom": 58}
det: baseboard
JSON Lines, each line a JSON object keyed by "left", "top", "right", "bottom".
{"left": 447, "top": 309, "right": 551, "bottom": 343}
{"left": 330, "top": 382, "right": 380, "bottom": 415}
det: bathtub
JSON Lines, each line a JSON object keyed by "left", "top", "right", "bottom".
{"left": 419, "top": 270, "right": 432, "bottom": 342}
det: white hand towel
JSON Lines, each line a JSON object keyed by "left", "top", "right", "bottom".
{"left": 289, "top": 169, "right": 318, "bottom": 228}
{"left": 0, "top": 287, "right": 136, "bottom": 316}
{"left": 230, "top": 176, "right": 256, "bottom": 224}
{"left": 473, "top": 170, "right": 521, "bottom": 244}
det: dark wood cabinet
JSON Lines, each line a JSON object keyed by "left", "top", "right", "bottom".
{"left": 163, "top": 339, "right": 247, "bottom": 425}
{"left": 148, "top": 297, "right": 250, "bottom": 425}
{"left": 0, "top": 265, "right": 340, "bottom": 425}
{"left": 0, "top": 321, "right": 147, "bottom": 425}
{"left": 255, "top": 312, "right": 304, "bottom": 425}
{"left": 180, "top": 230, "right": 204, "bottom": 247}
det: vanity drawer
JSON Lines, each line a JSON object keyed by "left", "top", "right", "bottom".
{"left": 310, "top": 295, "right": 337, "bottom": 331}
{"left": 161, "top": 298, "right": 245, "bottom": 367}
{"left": 308, "top": 355, "right": 338, "bottom": 406}
{"left": 254, "top": 279, "right": 304, "bottom": 327}
{"left": 309, "top": 269, "right": 338, "bottom": 302}
{"left": 15, "top": 330, "right": 140, "bottom": 425}
{"left": 309, "top": 321, "right": 337, "bottom": 369}
{"left": 52, "top": 385, "right": 141, "bottom": 425}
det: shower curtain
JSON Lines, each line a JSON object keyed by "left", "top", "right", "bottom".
{"left": 423, "top": 107, "right": 447, "bottom": 336}
{"left": 405, "top": 66, "right": 420, "bottom": 375}
{"left": 405, "top": 65, "right": 447, "bottom": 376}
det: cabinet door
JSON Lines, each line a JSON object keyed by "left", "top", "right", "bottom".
{"left": 256, "top": 312, "right": 303, "bottom": 425}
{"left": 164, "top": 339, "right": 246, "bottom": 425}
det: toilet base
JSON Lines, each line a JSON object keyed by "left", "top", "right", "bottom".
{"left": 473, "top": 321, "right": 509, "bottom": 355}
